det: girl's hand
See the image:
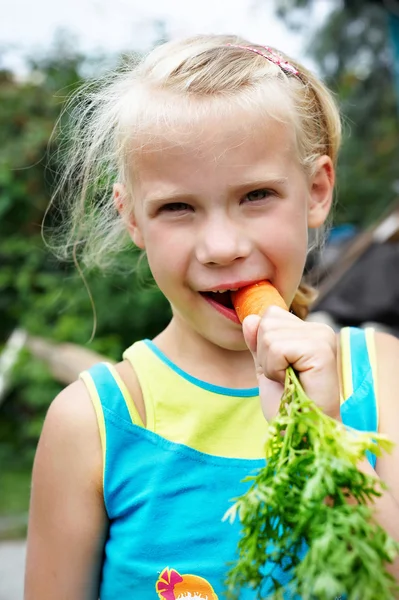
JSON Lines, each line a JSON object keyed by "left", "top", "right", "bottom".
{"left": 242, "top": 307, "right": 341, "bottom": 423}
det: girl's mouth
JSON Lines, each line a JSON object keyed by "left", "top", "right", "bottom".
{"left": 200, "top": 291, "right": 241, "bottom": 324}
{"left": 203, "top": 290, "right": 234, "bottom": 308}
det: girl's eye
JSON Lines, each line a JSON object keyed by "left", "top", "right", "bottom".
{"left": 245, "top": 189, "right": 273, "bottom": 202}
{"left": 161, "top": 202, "right": 192, "bottom": 213}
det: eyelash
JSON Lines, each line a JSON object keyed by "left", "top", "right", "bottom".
{"left": 159, "top": 189, "right": 274, "bottom": 213}
{"left": 160, "top": 202, "right": 192, "bottom": 213}
{"left": 244, "top": 189, "right": 274, "bottom": 203}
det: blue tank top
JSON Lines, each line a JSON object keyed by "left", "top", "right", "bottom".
{"left": 80, "top": 327, "right": 379, "bottom": 599}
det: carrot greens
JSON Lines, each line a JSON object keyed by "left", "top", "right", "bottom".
{"left": 225, "top": 367, "right": 399, "bottom": 600}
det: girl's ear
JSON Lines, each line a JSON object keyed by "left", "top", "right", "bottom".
{"left": 113, "top": 183, "right": 145, "bottom": 249}
{"left": 307, "top": 156, "right": 335, "bottom": 229}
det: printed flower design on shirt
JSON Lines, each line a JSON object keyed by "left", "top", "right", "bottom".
{"left": 156, "top": 567, "right": 218, "bottom": 599}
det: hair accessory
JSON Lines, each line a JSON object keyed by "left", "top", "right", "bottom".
{"left": 226, "top": 43, "right": 300, "bottom": 77}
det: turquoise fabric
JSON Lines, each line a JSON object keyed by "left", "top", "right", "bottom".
{"left": 84, "top": 327, "right": 378, "bottom": 599}
{"left": 340, "top": 328, "right": 378, "bottom": 468}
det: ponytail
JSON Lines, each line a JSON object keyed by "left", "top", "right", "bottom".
{"left": 290, "top": 281, "right": 318, "bottom": 320}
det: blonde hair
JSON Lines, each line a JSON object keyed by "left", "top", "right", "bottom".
{"left": 48, "top": 34, "right": 342, "bottom": 317}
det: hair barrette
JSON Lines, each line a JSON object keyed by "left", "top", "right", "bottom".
{"left": 226, "top": 43, "right": 300, "bottom": 77}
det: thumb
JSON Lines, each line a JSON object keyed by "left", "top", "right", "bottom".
{"left": 242, "top": 314, "right": 261, "bottom": 357}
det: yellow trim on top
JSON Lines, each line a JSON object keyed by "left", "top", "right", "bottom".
{"left": 365, "top": 328, "right": 379, "bottom": 431}
{"left": 80, "top": 371, "right": 106, "bottom": 489}
{"left": 105, "top": 363, "right": 145, "bottom": 428}
{"left": 123, "top": 341, "right": 269, "bottom": 459}
{"left": 340, "top": 327, "right": 353, "bottom": 402}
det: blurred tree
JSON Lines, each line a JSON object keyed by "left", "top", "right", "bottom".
{"left": 275, "top": 0, "right": 399, "bottom": 226}
{"left": 0, "top": 36, "right": 169, "bottom": 345}
{"left": 0, "top": 35, "right": 170, "bottom": 480}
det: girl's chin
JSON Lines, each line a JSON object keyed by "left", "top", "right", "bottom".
{"left": 170, "top": 296, "right": 247, "bottom": 349}
{"left": 200, "top": 326, "right": 248, "bottom": 352}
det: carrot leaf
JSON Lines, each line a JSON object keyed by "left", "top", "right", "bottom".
{"left": 224, "top": 367, "right": 399, "bottom": 600}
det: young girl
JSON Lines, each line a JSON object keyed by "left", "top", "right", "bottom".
{"left": 25, "top": 35, "right": 399, "bottom": 599}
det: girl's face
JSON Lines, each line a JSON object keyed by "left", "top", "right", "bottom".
{"left": 124, "top": 108, "right": 333, "bottom": 351}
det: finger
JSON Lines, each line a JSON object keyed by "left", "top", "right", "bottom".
{"left": 243, "top": 315, "right": 285, "bottom": 421}
{"left": 260, "top": 305, "right": 302, "bottom": 329}
{"left": 256, "top": 333, "right": 337, "bottom": 376}
{"left": 259, "top": 376, "right": 285, "bottom": 422}
{"left": 242, "top": 314, "right": 261, "bottom": 356}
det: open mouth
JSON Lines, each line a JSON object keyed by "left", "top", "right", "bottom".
{"left": 201, "top": 290, "right": 235, "bottom": 309}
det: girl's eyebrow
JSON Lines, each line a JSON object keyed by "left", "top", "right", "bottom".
{"left": 231, "top": 177, "right": 289, "bottom": 190}
{"left": 144, "top": 192, "right": 196, "bottom": 206}
{"left": 144, "top": 178, "right": 289, "bottom": 206}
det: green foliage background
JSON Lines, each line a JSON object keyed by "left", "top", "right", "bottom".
{"left": 276, "top": 0, "right": 399, "bottom": 224}
{"left": 0, "top": 0, "right": 398, "bottom": 528}
{"left": 0, "top": 39, "right": 171, "bottom": 526}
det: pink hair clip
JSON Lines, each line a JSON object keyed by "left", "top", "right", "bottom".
{"left": 226, "top": 43, "right": 300, "bottom": 77}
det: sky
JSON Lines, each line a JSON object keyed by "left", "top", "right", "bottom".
{"left": 0, "top": 0, "right": 334, "bottom": 75}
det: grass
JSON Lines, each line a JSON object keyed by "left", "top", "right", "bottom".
{"left": 0, "top": 466, "right": 32, "bottom": 540}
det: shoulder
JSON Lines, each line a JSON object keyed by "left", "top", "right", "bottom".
{"left": 374, "top": 330, "right": 399, "bottom": 369}
{"left": 48, "top": 377, "right": 96, "bottom": 418}
{"left": 46, "top": 378, "right": 98, "bottom": 432}
{"left": 26, "top": 380, "right": 107, "bottom": 598}
{"left": 38, "top": 379, "right": 103, "bottom": 491}
{"left": 374, "top": 331, "right": 399, "bottom": 424}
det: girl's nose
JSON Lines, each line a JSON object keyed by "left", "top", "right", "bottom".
{"left": 195, "top": 216, "right": 252, "bottom": 266}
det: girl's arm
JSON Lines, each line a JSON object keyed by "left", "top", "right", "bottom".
{"left": 24, "top": 380, "right": 108, "bottom": 600}
{"left": 355, "top": 331, "right": 399, "bottom": 583}
{"left": 337, "top": 331, "right": 399, "bottom": 585}
{"left": 373, "top": 331, "right": 399, "bottom": 506}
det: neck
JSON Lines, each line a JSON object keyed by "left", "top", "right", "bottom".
{"left": 153, "top": 318, "right": 258, "bottom": 389}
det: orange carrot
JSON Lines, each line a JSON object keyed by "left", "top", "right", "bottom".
{"left": 231, "top": 281, "right": 288, "bottom": 322}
